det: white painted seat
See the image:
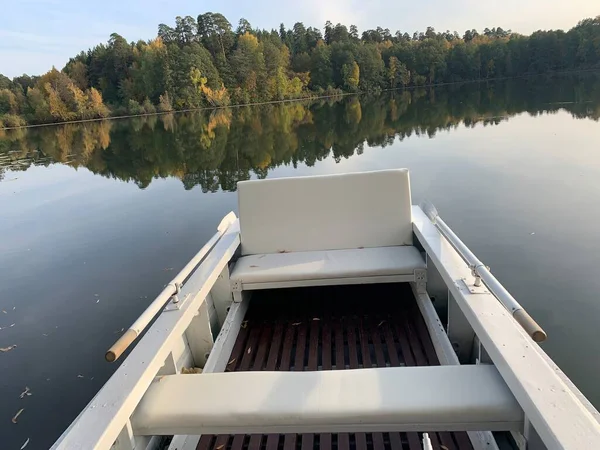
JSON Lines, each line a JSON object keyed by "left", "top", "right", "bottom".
{"left": 232, "top": 246, "right": 425, "bottom": 286}
{"left": 131, "top": 365, "right": 523, "bottom": 436}
{"left": 231, "top": 170, "right": 424, "bottom": 290}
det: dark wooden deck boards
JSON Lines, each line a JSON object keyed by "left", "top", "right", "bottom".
{"left": 198, "top": 283, "right": 473, "bottom": 450}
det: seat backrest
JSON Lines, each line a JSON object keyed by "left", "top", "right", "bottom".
{"left": 237, "top": 169, "right": 413, "bottom": 255}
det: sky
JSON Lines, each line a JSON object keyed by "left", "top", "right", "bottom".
{"left": 1, "top": 0, "right": 598, "bottom": 78}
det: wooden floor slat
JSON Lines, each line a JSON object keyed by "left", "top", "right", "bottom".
{"left": 266, "top": 322, "right": 284, "bottom": 371}
{"left": 307, "top": 320, "right": 319, "bottom": 371}
{"left": 248, "top": 435, "right": 262, "bottom": 450}
{"left": 283, "top": 434, "right": 296, "bottom": 450}
{"left": 338, "top": 433, "right": 350, "bottom": 450}
{"left": 197, "top": 435, "right": 214, "bottom": 450}
{"left": 294, "top": 321, "right": 308, "bottom": 371}
{"left": 197, "top": 283, "right": 473, "bottom": 450}
{"left": 230, "top": 435, "right": 245, "bottom": 450}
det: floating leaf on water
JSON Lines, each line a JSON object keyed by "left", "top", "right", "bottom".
{"left": 12, "top": 306, "right": 16, "bottom": 310}
{"left": 2, "top": 310, "right": 6, "bottom": 314}
{"left": 20, "top": 437, "right": 30, "bottom": 449}
{"left": 441, "top": 446, "right": 449, "bottom": 450}
{"left": 94, "top": 294, "right": 99, "bottom": 297}
{"left": 216, "top": 445, "right": 224, "bottom": 450}
{"left": 10, "top": 323, "right": 15, "bottom": 327}
{"left": 114, "top": 328, "right": 124, "bottom": 334}
{"left": 96, "top": 299, "right": 100, "bottom": 303}
{"left": 227, "top": 358, "right": 236, "bottom": 365}
{"left": 77, "top": 375, "right": 84, "bottom": 378}
{"left": 377, "top": 320, "right": 385, "bottom": 327}
{"left": 247, "top": 347, "right": 251, "bottom": 354}
{"left": 42, "top": 333, "right": 48, "bottom": 337}
{"left": 312, "top": 317, "right": 320, "bottom": 321}
{"left": 241, "top": 320, "right": 248, "bottom": 329}
{"left": 19, "top": 386, "right": 30, "bottom": 399}
{"left": 12, "top": 408, "right": 24, "bottom": 423}
{"left": 0, "top": 345, "right": 16, "bottom": 352}
{"left": 291, "top": 322, "right": 301, "bottom": 326}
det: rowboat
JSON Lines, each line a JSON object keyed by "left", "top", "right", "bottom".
{"left": 52, "top": 169, "right": 600, "bottom": 450}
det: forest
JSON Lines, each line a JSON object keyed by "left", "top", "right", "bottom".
{"left": 2, "top": 75, "right": 599, "bottom": 188}
{"left": 1, "top": 13, "right": 600, "bottom": 127}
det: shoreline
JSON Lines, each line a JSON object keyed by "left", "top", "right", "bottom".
{"left": 2, "top": 68, "right": 599, "bottom": 131}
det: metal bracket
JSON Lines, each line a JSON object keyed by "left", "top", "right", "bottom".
{"left": 457, "top": 277, "right": 489, "bottom": 294}
{"left": 231, "top": 279, "right": 242, "bottom": 292}
{"left": 164, "top": 283, "right": 191, "bottom": 311}
{"left": 414, "top": 269, "right": 427, "bottom": 294}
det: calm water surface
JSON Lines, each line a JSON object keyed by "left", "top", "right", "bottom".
{"left": 1, "top": 76, "right": 600, "bottom": 449}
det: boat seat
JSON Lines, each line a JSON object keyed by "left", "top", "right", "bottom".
{"left": 131, "top": 365, "right": 524, "bottom": 436}
{"left": 232, "top": 169, "right": 424, "bottom": 291}
{"left": 230, "top": 246, "right": 426, "bottom": 289}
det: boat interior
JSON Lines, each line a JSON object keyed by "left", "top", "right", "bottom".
{"left": 52, "top": 169, "right": 600, "bottom": 450}
{"left": 193, "top": 283, "right": 493, "bottom": 450}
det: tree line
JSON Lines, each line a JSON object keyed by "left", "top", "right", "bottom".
{"left": 2, "top": 75, "right": 599, "bottom": 186}
{"left": 1, "top": 14, "right": 600, "bottom": 127}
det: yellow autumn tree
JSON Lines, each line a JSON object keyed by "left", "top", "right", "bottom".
{"left": 342, "top": 61, "right": 360, "bottom": 92}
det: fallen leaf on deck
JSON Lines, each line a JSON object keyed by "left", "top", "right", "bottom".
{"left": 258, "top": 255, "right": 266, "bottom": 259}
{"left": 20, "top": 437, "right": 30, "bottom": 449}
{"left": 358, "top": 246, "right": 364, "bottom": 249}
{"left": 228, "top": 358, "right": 236, "bottom": 365}
{"left": 0, "top": 345, "right": 16, "bottom": 352}
{"left": 181, "top": 367, "right": 203, "bottom": 374}
{"left": 12, "top": 408, "right": 24, "bottom": 423}
{"left": 19, "top": 387, "right": 31, "bottom": 399}
{"left": 249, "top": 265, "right": 259, "bottom": 268}
{"left": 278, "top": 250, "right": 290, "bottom": 253}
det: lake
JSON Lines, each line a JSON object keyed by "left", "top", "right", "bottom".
{"left": 1, "top": 75, "right": 600, "bottom": 449}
